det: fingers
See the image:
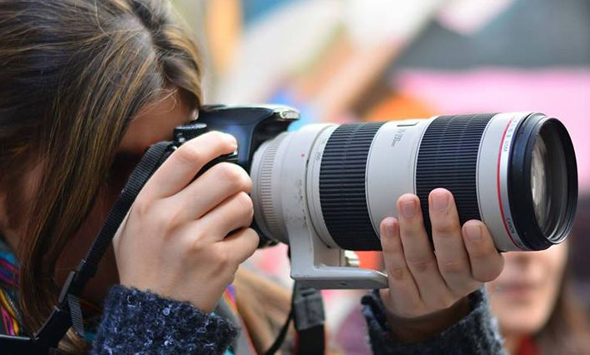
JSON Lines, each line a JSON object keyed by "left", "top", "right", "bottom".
{"left": 462, "top": 220, "right": 504, "bottom": 282}
{"left": 172, "top": 162, "right": 252, "bottom": 220}
{"left": 396, "top": 194, "right": 454, "bottom": 308}
{"left": 380, "top": 217, "right": 422, "bottom": 315}
{"left": 197, "top": 191, "right": 254, "bottom": 240}
{"left": 219, "top": 228, "right": 259, "bottom": 265}
{"left": 381, "top": 189, "right": 504, "bottom": 319}
{"left": 429, "top": 189, "right": 475, "bottom": 295}
{"left": 143, "top": 131, "right": 238, "bottom": 199}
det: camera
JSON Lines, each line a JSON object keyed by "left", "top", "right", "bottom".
{"left": 175, "top": 105, "right": 578, "bottom": 289}
{"left": 0, "top": 104, "right": 578, "bottom": 355}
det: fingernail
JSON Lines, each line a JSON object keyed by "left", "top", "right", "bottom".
{"left": 431, "top": 191, "right": 449, "bottom": 211}
{"left": 384, "top": 220, "right": 397, "bottom": 238}
{"left": 401, "top": 199, "right": 416, "bottom": 218}
{"left": 465, "top": 224, "right": 482, "bottom": 241}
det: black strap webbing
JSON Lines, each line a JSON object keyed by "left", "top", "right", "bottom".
{"left": 263, "top": 280, "right": 326, "bottom": 355}
{"left": 35, "top": 142, "right": 173, "bottom": 350}
{"left": 79, "top": 142, "right": 172, "bottom": 278}
{"left": 292, "top": 282, "right": 325, "bottom": 355}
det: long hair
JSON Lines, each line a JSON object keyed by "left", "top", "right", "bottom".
{"left": 534, "top": 263, "right": 590, "bottom": 355}
{"left": 0, "top": 0, "right": 202, "bottom": 352}
{"left": 534, "top": 194, "right": 590, "bottom": 355}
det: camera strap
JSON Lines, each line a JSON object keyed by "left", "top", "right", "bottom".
{"left": 51, "top": 141, "right": 174, "bottom": 348}
{"left": 292, "top": 282, "right": 326, "bottom": 355}
{"left": 263, "top": 280, "right": 326, "bottom": 355}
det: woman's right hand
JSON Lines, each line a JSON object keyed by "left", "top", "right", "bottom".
{"left": 113, "top": 131, "right": 259, "bottom": 313}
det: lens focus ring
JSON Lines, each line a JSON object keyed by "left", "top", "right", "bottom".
{"left": 416, "top": 114, "right": 493, "bottom": 237}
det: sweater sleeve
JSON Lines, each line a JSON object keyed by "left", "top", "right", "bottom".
{"left": 91, "top": 285, "right": 237, "bottom": 355}
{"left": 361, "top": 288, "right": 507, "bottom": 355}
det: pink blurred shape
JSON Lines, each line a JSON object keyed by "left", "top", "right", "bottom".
{"left": 396, "top": 68, "right": 590, "bottom": 193}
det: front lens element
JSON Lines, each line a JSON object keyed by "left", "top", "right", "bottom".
{"left": 531, "top": 135, "right": 550, "bottom": 233}
{"left": 509, "top": 114, "right": 577, "bottom": 250}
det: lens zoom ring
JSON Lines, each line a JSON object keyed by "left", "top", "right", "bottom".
{"left": 320, "top": 122, "right": 384, "bottom": 250}
{"left": 416, "top": 114, "right": 493, "bottom": 237}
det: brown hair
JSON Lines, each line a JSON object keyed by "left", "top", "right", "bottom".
{"left": 532, "top": 194, "right": 590, "bottom": 355}
{"left": 0, "top": 0, "right": 202, "bottom": 352}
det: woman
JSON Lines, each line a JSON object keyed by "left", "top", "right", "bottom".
{"left": 0, "top": 0, "right": 505, "bottom": 354}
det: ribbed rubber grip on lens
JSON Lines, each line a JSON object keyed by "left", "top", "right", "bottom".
{"left": 416, "top": 114, "right": 493, "bottom": 237}
{"left": 257, "top": 134, "right": 287, "bottom": 242}
{"left": 319, "top": 122, "right": 384, "bottom": 251}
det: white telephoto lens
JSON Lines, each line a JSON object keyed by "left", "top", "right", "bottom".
{"left": 252, "top": 112, "right": 577, "bottom": 252}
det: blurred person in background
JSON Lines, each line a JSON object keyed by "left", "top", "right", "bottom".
{"left": 487, "top": 239, "right": 590, "bottom": 355}
{"left": 486, "top": 195, "right": 590, "bottom": 355}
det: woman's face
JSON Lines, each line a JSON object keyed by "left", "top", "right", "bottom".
{"left": 486, "top": 241, "right": 569, "bottom": 337}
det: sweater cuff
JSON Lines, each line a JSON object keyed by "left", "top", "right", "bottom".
{"left": 92, "top": 285, "right": 237, "bottom": 355}
{"left": 361, "top": 288, "right": 506, "bottom": 355}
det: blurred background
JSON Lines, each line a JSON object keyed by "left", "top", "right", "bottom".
{"left": 171, "top": 0, "right": 590, "bottom": 352}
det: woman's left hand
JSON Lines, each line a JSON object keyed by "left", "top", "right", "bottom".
{"left": 378, "top": 188, "right": 504, "bottom": 342}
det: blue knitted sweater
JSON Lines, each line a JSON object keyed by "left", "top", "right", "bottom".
{"left": 87, "top": 285, "right": 506, "bottom": 355}
{"left": 1, "top": 234, "right": 506, "bottom": 355}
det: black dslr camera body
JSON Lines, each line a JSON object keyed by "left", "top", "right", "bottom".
{"left": 173, "top": 104, "right": 299, "bottom": 170}
{"left": 173, "top": 104, "right": 301, "bottom": 248}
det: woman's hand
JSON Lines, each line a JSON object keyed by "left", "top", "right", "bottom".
{"left": 379, "top": 188, "right": 504, "bottom": 342}
{"left": 113, "top": 132, "right": 259, "bottom": 313}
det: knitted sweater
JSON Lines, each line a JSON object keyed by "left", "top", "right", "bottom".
{"left": 2, "top": 233, "right": 506, "bottom": 354}
{"left": 89, "top": 285, "right": 506, "bottom": 355}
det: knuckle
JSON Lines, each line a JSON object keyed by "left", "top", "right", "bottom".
{"left": 208, "top": 131, "right": 237, "bottom": 151}
{"left": 210, "top": 130, "right": 232, "bottom": 143}
{"left": 239, "top": 228, "right": 260, "bottom": 255}
{"left": 470, "top": 254, "right": 503, "bottom": 282}
{"left": 475, "top": 267, "right": 501, "bottom": 283}
{"left": 235, "top": 192, "right": 254, "bottom": 213}
{"left": 468, "top": 246, "right": 496, "bottom": 264}
{"left": 190, "top": 235, "right": 207, "bottom": 254}
{"left": 165, "top": 205, "right": 186, "bottom": 229}
{"left": 214, "top": 164, "right": 238, "bottom": 184}
{"left": 407, "top": 257, "right": 437, "bottom": 274}
{"left": 132, "top": 197, "right": 152, "bottom": 217}
{"left": 215, "top": 163, "right": 249, "bottom": 188}
{"left": 175, "top": 144, "right": 203, "bottom": 165}
{"left": 398, "top": 216, "right": 423, "bottom": 235}
{"left": 439, "top": 259, "right": 466, "bottom": 275}
{"left": 216, "top": 248, "right": 230, "bottom": 265}
{"left": 382, "top": 242, "right": 402, "bottom": 257}
{"left": 432, "top": 220, "right": 457, "bottom": 237}
{"left": 213, "top": 247, "right": 233, "bottom": 269}
{"left": 388, "top": 267, "right": 406, "bottom": 282}
{"left": 245, "top": 230, "right": 260, "bottom": 253}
